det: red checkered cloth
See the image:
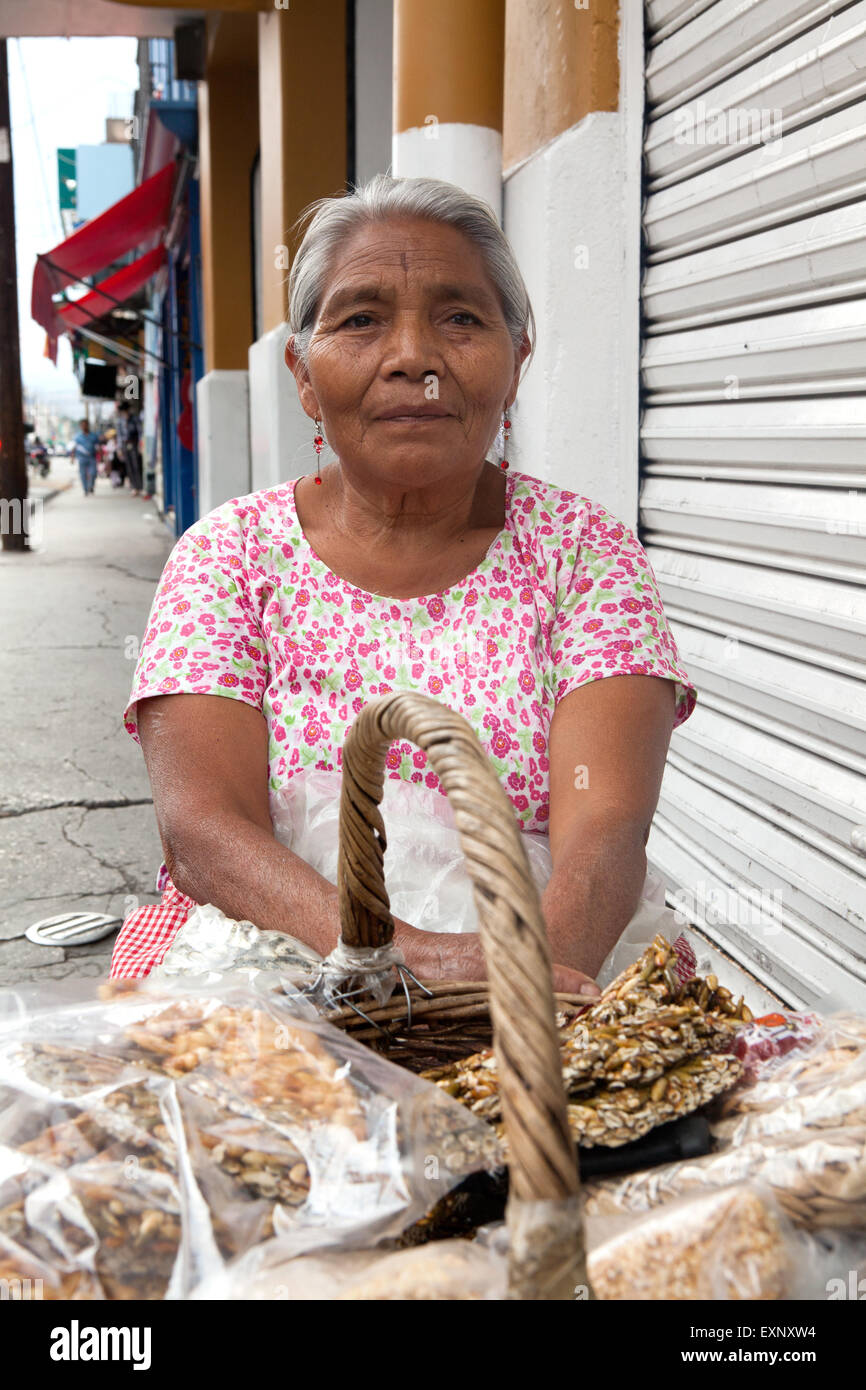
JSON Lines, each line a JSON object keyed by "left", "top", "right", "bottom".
{"left": 109, "top": 872, "right": 197, "bottom": 979}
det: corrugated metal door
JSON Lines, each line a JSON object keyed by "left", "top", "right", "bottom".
{"left": 640, "top": 0, "right": 866, "bottom": 1010}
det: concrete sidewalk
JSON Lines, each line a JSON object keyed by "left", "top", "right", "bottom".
{"left": 0, "top": 456, "right": 176, "bottom": 986}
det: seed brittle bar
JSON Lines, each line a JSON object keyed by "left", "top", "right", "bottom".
{"left": 422, "top": 936, "right": 747, "bottom": 1147}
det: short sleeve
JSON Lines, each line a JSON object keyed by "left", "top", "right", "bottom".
{"left": 122, "top": 510, "right": 270, "bottom": 747}
{"left": 550, "top": 502, "right": 697, "bottom": 728}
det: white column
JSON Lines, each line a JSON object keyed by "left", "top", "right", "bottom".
{"left": 248, "top": 324, "right": 315, "bottom": 493}
{"left": 196, "top": 370, "right": 251, "bottom": 515}
{"left": 392, "top": 125, "right": 503, "bottom": 221}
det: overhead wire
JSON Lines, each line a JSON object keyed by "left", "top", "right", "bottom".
{"left": 13, "top": 39, "right": 64, "bottom": 245}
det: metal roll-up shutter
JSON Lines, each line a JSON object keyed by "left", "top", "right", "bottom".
{"left": 640, "top": 0, "right": 866, "bottom": 1010}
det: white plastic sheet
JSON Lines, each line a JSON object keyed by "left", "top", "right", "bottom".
{"left": 269, "top": 768, "right": 682, "bottom": 985}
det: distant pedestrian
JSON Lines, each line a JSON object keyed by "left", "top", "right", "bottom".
{"left": 72, "top": 419, "right": 100, "bottom": 496}
{"left": 116, "top": 402, "right": 143, "bottom": 496}
{"left": 99, "top": 428, "right": 116, "bottom": 479}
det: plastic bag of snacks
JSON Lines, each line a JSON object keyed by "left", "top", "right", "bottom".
{"left": 581, "top": 1011, "right": 866, "bottom": 1234}
{"left": 152, "top": 901, "right": 323, "bottom": 985}
{"left": 715, "top": 1011, "right": 866, "bottom": 1140}
{"left": 0, "top": 976, "right": 500, "bottom": 1299}
{"left": 191, "top": 1228, "right": 509, "bottom": 1301}
{"left": 584, "top": 1183, "right": 866, "bottom": 1301}
{"left": 192, "top": 1180, "right": 866, "bottom": 1302}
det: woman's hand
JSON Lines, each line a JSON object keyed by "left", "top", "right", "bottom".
{"left": 397, "top": 921, "right": 601, "bottom": 999}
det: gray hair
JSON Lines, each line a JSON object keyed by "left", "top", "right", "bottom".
{"left": 287, "top": 174, "right": 535, "bottom": 381}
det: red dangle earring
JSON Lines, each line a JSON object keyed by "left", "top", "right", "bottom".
{"left": 313, "top": 417, "right": 324, "bottom": 484}
{"left": 500, "top": 406, "right": 511, "bottom": 470}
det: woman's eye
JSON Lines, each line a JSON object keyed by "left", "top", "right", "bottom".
{"left": 340, "top": 311, "right": 478, "bottom": 328}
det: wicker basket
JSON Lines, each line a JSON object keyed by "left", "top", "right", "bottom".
{"left": 327, "top": 690, "right": 590, "bottom": 1300}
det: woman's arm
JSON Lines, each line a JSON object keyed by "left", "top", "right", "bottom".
{"left": 136, "top": 692, "right": 434, "bottom": 968}
{"left": 542, "top": 673, "right": 676, "bottom": 977}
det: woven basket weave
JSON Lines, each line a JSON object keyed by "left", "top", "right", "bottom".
{"left": 332, "top": 690, "right": 590, "bottom": 1300}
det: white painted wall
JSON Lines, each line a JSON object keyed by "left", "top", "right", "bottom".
{"left": 500, "top": 5, "right": 644, "bottom": 526}
{"left": 196, "top": 370, "right": 250, "bottom": 514}
{"left": 503, "top": 112, "right": 638, "bottom": 527}
{"left": 248, "top": 323, "right": 316, "bottom": 493}
{"left": 393, "top": 124, "right": 503, "bottom": 223}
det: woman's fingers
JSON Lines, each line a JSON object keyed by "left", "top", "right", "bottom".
{"left": 551, "top": 963, "right": 601, "bottom": 998}
{"left": 413, "top": 931, "right": 602, "bottom": 1000}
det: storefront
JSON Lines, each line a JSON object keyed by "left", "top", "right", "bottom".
{"left": 638, "top": 1, "right": 866, "bottom": 1010}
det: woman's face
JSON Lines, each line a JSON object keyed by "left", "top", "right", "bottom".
{"left": 286, "top": 216, "right": 529, "bottom": 490}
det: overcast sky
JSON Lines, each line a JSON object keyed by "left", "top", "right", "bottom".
{"left": 8, "top": 37, "right": 139, "bottom": 412}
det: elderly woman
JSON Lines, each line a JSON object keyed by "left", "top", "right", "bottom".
{"left": 111, "top": 174, "right": 696, "bottom": 996}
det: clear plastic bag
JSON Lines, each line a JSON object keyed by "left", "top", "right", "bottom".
{"left": 270, "top": 767, "right": 678, "bottom": 964}
{"left": 582, "top": 1011, "right": 866, "bottom": 1234}
{"left": 584, "top": 1125, "right": 866, "bottom": 1231}
{"left": 0, "top": 976, "right": 500, "bottom": 1299}
{"left": 191, "top": 1230, "right": 508, "bottom": 1301}
{"left": 714, "top": 1012, "right": 866, "bottom": 1145}
{"left": 152, "top": 902, "right": 323, "bottom": 985}
{"left": 193, "top": 1182, "right": 866, "bottom": 1301}
{"left": 585, "top": 1182, "right": 866, "bottom": 1301}
{"left": 268, "top": 769, "right": 556, "bottom": 936}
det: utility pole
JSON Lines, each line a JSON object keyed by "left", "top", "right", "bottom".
{"left": 0, "top": 39, "right": 29, "bottom": 554}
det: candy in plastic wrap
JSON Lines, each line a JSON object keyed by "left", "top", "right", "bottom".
{"left": 582, "top": 1124, "right": 866, "bottom": 1233}
{"left": 585, "top": 1183, "right": 866, "bottom": 1301}
{"left": 0, "top": 976, "right": 500, "bottom": 1299}
{"left": 587, "top": 1185, "right": 790, "bottom": 1300}
{"left": 151, "top": 902, "right": 323, "bottom": 984}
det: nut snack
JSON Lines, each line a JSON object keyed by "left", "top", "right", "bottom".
{"left": 334, "top": 1240, "right": 506, "bottom": 1300}
{"left": 586, "top": 1185, "right": 791, "bottom": 1300}
{"left": 582, "top": 1124, "right": 866, "bottom": 1232}
{"left": 715, "top": 1012, "right": 866, "bottom": 1139}
{"left": 713, "top": 1072, "right": 866, "bottom": 1148}
{"left": 423, "top": 936, "right": 748, "bottom": 1148}
{"left": 186, "top": 1233, "right": 509, "bottom": 1301}
{"left": 0, "top": 978, "right": 498, "bottom": 1299}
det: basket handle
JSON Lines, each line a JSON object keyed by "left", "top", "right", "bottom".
{"left": 337, "top": 691, "right": 590, "bottom": 1300}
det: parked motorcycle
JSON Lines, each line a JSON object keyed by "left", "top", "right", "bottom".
{"left": 28, "top": 441, "right": 50, "bottom": 479}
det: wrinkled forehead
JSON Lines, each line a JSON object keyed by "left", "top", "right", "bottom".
{"left": 318, "top": 219, "right": 501, "bottom": 315}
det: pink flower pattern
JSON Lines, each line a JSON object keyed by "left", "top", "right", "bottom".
{"left": 124, "top": 470, "right": 696, "bottom": 834}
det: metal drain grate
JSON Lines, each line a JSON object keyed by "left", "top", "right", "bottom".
{"left": 25, "top": 911, "right": 124, "bottom": 947}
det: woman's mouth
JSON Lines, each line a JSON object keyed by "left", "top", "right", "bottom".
{"left": 376, "top": 413, "right": 453, "bottom": 424}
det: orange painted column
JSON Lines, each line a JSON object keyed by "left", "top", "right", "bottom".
{"left": 257, "top": 4, "right": 348, "bottom": 333}
{"left": 198, "top": 17, "right": 259, "bottom": 372}
{"left": 503, "top": 0, "right": 619, "bottom": 172}
{"left": 393, "top": 0, "right": 505, "bottom": 217}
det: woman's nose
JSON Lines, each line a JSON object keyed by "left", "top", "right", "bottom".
{"left": 382, "top": 313, "right": 445, "bottom": 377}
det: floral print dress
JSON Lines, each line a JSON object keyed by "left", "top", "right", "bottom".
{"left": 110, "top": 466, "right": 697, "bottom": 977}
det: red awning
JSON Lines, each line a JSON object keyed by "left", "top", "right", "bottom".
{"left": 31, "top": 161, "right": 175, "bottom": 339}
{"left": 58, "top": 246, "right": 167, "bottom": 329}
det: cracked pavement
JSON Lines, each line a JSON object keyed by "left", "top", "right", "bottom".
{"left": 0, "top": 458, "right": 176, "bottom": 985}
